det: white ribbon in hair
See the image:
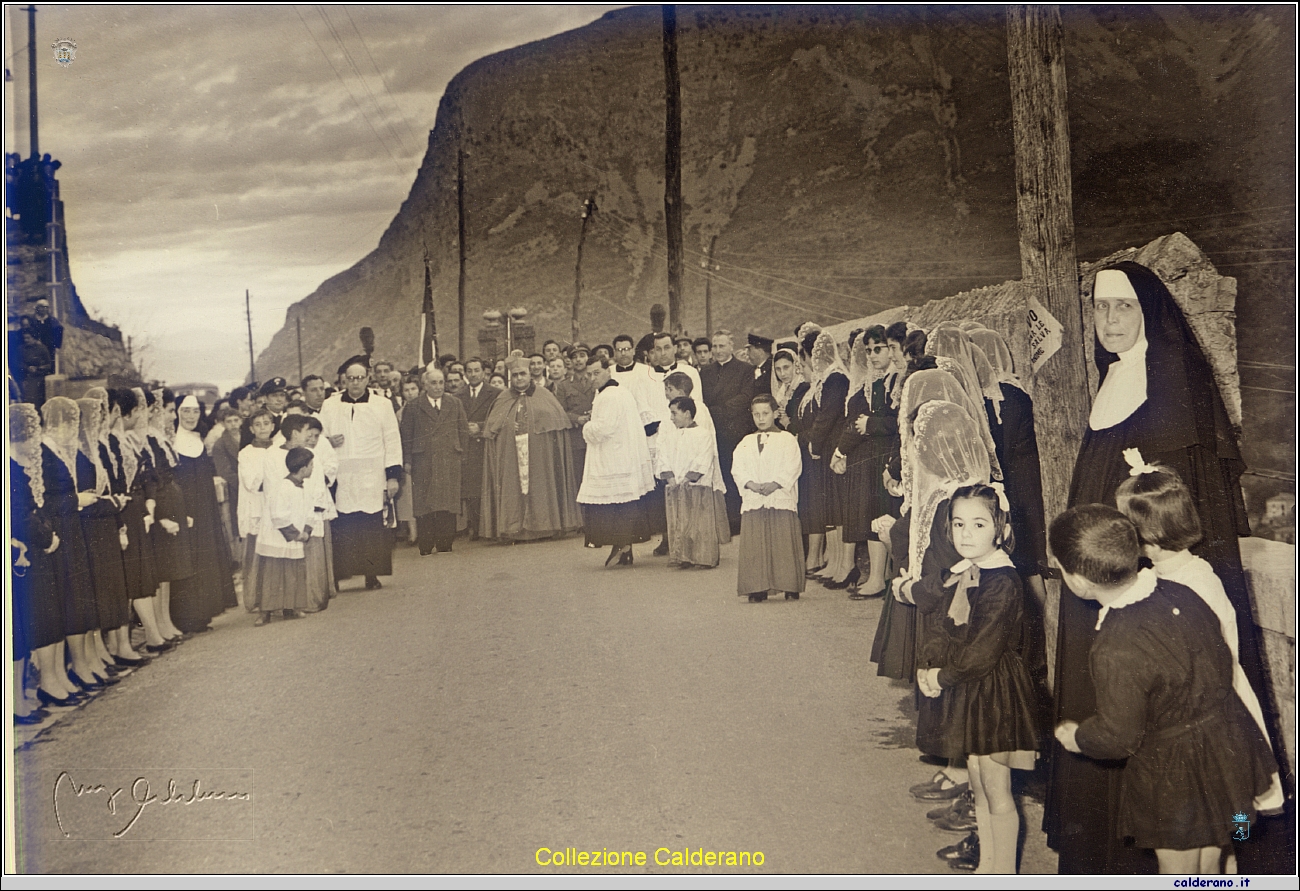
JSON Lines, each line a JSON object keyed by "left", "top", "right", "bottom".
{"left": 1123, "top": 447, "right": 1158, "bottom": 477}
{"left": 989, "top": 480, "right": 1011, "bottom": 512}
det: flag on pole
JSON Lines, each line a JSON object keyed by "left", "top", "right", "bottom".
{"left": 420, "top": 253, "right": 437, "bottom": 367}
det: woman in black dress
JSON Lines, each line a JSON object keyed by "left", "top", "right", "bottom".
{"left": 832, "top": 326, "right": 899, "bottom": 598}
{"left": 94, "top": 388, "right": 148, "bottom": 665}
{"left": 74, "top": 396, "right": 130, "bottom": 683}
{"left": 11, "top": 403, "right": 74, "bottom": 714}
{"left": 40, "top": 397, "right": 106, "bottom": 694}
{"left": 798, "top": 329, "right": 853, "bottom": 587}
{"left": 169, "top": 395, "right": 237, "bottom": 632}
{"left": 1045, "top": 262, "right": 1283, "bottom": 874}
{"left": 142, "top": 387, "right": 193, "bottom": 642}
{"left": 122, "top": 387, "right": 172, "bottom": 651}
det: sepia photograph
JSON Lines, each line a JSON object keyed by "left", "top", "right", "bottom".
{"left": 4, "top": 3, "right": 1296, "bottom": 879}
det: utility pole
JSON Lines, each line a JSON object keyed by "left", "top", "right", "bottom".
{"left": 295, "top": 314, "right": 304, "bottom": 382}
{"left": 702, "top": 234, "right": 718, "bottom": 338}
{"left": 662, "top": 4, "right": 684, "bottom": 335}
{"left": 25, "top": 5, "right": 38, "bottom": 160}
{"left": 573, "top": 195, "right": 596, "bottom": 343}
{"left": 245, "top": 289, "right": 256, "bottom": 384}
{"left": 457, "top": 132, "right": 468, "bottom": 359}
{"left": 1007, "top": 4, "right": 1085, "bottom": 686}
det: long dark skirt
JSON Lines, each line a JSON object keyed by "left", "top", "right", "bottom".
{"left": 80, "top": 511, "right": 132, "bottom": 631}
{"left": 170, "top": 455, "right": 237, "bottom": 632}
{"left": 582, "top": 497, "right": 651, "bottom": 547}
{"left": 798, "top": 452, "right": 834, "bottom": 533}
{"left": 870, "top": 591, "right": 916, "bottom": 680}
{"left": 331, "top": 510, "right": 392, "bottom": 579}
{"left": 120, "top": 486, "right": 158, "bottom": 601}
{"left": 736, "top": 508, "right": 804, "bottom": 596}
{"left": 150, "top": 479, "right": 195, "bottom": 582}
{"left": 842, "top": 447, "right": 894, "bottom": 543}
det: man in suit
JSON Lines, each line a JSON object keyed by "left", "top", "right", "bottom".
{"left": 747, "top": 332, "right": 774, "bottom": 398}
{"left": 699, "top": 329, "right": 755, "bottom": 535}
{"left": 400, "top": 366, "right": 469, "bottom": 555}
{"left": 459, "top": 357, "right": 499, "bottom": 540}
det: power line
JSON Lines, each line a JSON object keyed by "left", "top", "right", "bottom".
{"left": 342, "top": 5, "right": 424, "bottom": 152}
{"left": 317, "top": 5, "right": 412, "bottom": 159}
{"left": 293, "top": 5, "right": 408, "bottom": 178}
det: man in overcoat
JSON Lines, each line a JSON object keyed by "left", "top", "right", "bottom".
{"left": 699, "top": 329, "right": 755, "bottom": 535}
{"left": 400, "top": 367, "right": 469, "bottom": 555}
{"left": 459, "top": 357, "right": 499, "bottom": 540}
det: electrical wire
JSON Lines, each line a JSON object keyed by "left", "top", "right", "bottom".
{"left": 318, "top": 6, "right": 413, "bottom": 159}
{"left": 343, "top": 5, "right": 425, "bottom": 152}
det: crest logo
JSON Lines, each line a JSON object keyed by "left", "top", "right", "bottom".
{"left": 1232, "top": 812, "right": 1250, "bottom": 841}
{"left": 51, "top": 38, "right": 76, "bottom": 67}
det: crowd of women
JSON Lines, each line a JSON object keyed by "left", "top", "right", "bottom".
{"left": 8, "top": 259, "right": 1288, "bottom": 875}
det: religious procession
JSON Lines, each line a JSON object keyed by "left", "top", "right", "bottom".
{"left": 7, "top": 274, "right": 1288, "bottom": 873}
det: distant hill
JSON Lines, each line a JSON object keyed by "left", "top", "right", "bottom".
{"left": 254, "top": 4, "right": 1294, "bottom": 477}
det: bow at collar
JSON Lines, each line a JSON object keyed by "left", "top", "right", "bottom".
{"left": 944, "top": 550, "right": 1016, "bottom": 626}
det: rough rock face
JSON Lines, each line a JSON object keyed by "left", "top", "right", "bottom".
{"left": 253, "top": 4, "right": 1292, "bottom": 480}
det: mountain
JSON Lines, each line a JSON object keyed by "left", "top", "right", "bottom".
{"left": 253, "top": 4, "right": 1293, "bottom": 477}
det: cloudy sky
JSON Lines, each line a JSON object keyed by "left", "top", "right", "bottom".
{"left": 6, "top": 5, "right": 622, "bottom": 390}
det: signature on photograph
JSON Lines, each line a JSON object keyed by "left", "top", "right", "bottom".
{"left": 53, "top": 770, "right": 251, "bottom": 839}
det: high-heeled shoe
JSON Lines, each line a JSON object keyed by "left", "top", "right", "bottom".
{"left": 824, "top": 567, "right": 861, "bottom": 591}
{"left": 142, "top": 640, "right": 174, "bottom": 654}
{"left": 67, "top": 671, "right": 105, "bottom": 692}
{"left": 14, "top": 708, "right": 49, "bottom": 725}
{"left": 618, "top": 547, "right": 634, "bottom": 566}
{"left": 113, "top": 654, "right": 149, "bottom": 667}
{"left": 804, "top": 565, "right": 827, "bottom": 579}
{"left": 605, "top": 546, "right": 621, "bottom": 567}
{"left": 36, "top": 688, "right": 84, "bottom": 708}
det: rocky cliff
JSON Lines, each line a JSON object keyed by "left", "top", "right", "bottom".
{"left": 254, "top": 4, "right": 1293, "bottom": 478}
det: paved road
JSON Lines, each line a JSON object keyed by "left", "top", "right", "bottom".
{"left": 13, "top": 535, "right": 1055, "bottom": 874}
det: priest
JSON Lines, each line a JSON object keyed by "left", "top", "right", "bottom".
{"left": 320, "top": 358, "right": 403, "bottom": 589}
{"left": 480, "top": 356, "right": 581, "bottom": 542}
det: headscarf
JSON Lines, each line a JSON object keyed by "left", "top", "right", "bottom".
{"left": 968, "top": 327, "right": 1023, "bottom": 392}
{"left": 149, "top": 388, "right": 179, "bottom": 466}
{"left": 41, "top": 396, "right": 80, "bottom": 478}
{"left": 771, "top": 347, "right": 798, "bottom": 410}
{"left": 1090, "top": 261, "right": 1241, "bottom": 462}
{"left": 967, "top": 343, "right": 1005, "bottom": 422}
{"left": 174, "top": 394, "right": 206, "bottom": 458}
{"left": 76, "top": 396, "right": 109, "bottom": 495}
{"left": 897, "top": 369, "right": 980, "bottom": 514}
{"left": 10, "top": 402, "right": 44, "bottom": 507}
{"left": 123, "top": 387, "right": 151, "bottom": 477}
{"left": 800, "top": 329, "right": 849, "bottom": 413}
{"left": 928, "top": 327, "right": 1003, "bottom": 481}
{"left": 904, "top": 400, "right": 991, "bottom": 580}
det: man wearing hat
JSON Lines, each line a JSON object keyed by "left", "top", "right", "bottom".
{"left": 239, "top": 377, "right": 290, "bottom": 448}
{"left": 28, "top": 298, "right": 63, "bottom": 358}
{"left": 320, "top": 358, "right": 404, "bottom": 589}
{"left": 747, "top": 332, "right": 774, "bottom": 396}
{"left": 479, "top": 355, "right": 581, "bottom": 542}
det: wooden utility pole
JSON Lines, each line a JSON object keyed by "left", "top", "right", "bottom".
{"left": 662, "top": 5, "right": 684, "bottom": 334}
{"left": 295, "top": 315, "right": 304, "bottom": 382}
{"left": 703, "top": 234, "right": 718, "bottom": 338}
{"left": 25, "top": 6, "right": 38, "bottom": 160}
{"left": 457, "top": 138, "right": 468, "bottom": 360}
{"left": 245, "top": 289, "right": 256, "bottom": 383}
{"left": 572, "top": 195, "right": 596, "bottom": 343}
{"left": 1007, "top": 5, "right": 1088, "bottom": 685}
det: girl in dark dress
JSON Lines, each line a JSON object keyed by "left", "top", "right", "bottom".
{"left": 40, "top": 397, "right": 106, "bottom": 693}
{"left": 75, "top": 396, "right": 130, "bottom": 681}
{"left": 832, "top": 326, "right": 899, "bottom": 598}
{"left": 143, "top": 387, "right": 193, "bottom": 642}
{"left": 799, "top": 329, "right": 852, "bottom": 587}
{"left": 914, "top": 483, "right": 1039, "bottom": 873}
{"left": 169, "top": 395, "right": 237, "bottom": 632}
{"left": 123, "top": 388, "right": 171, "bottom": 651}
{"left": 96, "top": 388, "right": 148, "bottom": 665}
{"left": 11, "top": 403, "right": 72, "bottom": 715}
{"left": 1045, "top": 263, "right": 1284, "bottom": 875}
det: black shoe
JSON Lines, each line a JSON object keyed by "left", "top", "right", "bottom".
{"left": 933, "top": 795, "right": 978, "bottom": 832}
{"left": 112, "top": 654, "right": 149, "bottom": 667}
{"left": 938, "top": 831, "right": 979, "bottom": 870}
{"left": 14, "top": 708, "right": 49, "bottom": 725}
{"left": 619, "top": 548, "right": 634, "bottom": 566}
{"left": 653, "top": 539, "right": 670, "bottom": 556}
{"left": 747, "top": 593, "right": 768, "bottom": 603}
{"left": 784, "top": 592, "right": 800, "bottom": 600}
{"left": 824, "top": 567, "right": 860, "bottom": 590}
{"left": 911, "top": 771, "right": 969, "bottom": 801}
{"left": 605, "top": 546, "right": 621, "bottom": 567}
{"left": 927, "top": 788, "right": 974, "bottom": 821}
{"left": 364, "top": 576, "right": 382, "bottom": 590}
{"left": 36, "top": 688, "right": 84, "bottom": 708}
{"left": 142, "top": 641, "right": 174, "bottom": 654}
{"left": 254, "top": 612, "right": 272, "bottom": 626}
{"left": 67, "top": 671, "right": 104, "bottom": 692}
